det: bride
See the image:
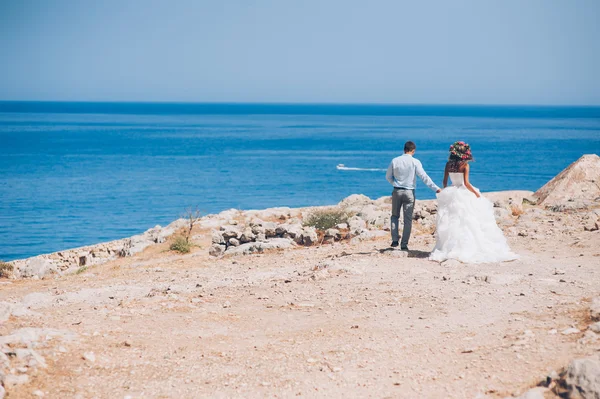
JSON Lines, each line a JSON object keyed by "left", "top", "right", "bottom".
{"left": 429, "top": 141, "right": 519, "bottom": 264}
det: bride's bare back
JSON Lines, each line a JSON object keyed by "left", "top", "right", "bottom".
{"left": 442, "top": 161, "right": 480, "bottom": 198}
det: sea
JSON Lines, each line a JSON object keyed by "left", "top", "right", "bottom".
{"left": 1, "top": 102, "right": 599, "bottom": 261}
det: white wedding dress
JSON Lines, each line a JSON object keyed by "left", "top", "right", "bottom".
{"left": 429, "top": 172, "right": 519, "bottom": 264}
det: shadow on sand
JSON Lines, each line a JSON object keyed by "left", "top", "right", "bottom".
{"left": 378, "top": 248, "right": 431, "bottom": 259}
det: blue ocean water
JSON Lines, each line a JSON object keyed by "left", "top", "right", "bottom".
{"left": 1, "top": 102, "right": 599, "bottom": 261}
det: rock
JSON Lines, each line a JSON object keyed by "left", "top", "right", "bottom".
{"left": 325, "top": 228, "right": 340, "bottom": 238}
{"left": 485, "top": 274, "right": 522, "bottom": 285}
{"left": 354, "top": 204, "right": 389, "bottom": 229}
{"left": 279, "top": 223, "right": 303, "bottom": 240}
{"left": 228, "top": 238, "right": 240, "bottom": 247}
{"left": 220, "top": 226, "right": 241, "bottom": 240}
{"left": 562, "top": 354, "right": 600, "bottom": 399}
{"left": 263, "top": 222, "right": 278, "bottom": 238}
{"left": 348, "top": 216, "right": 367, "bottom": 233}
{"left": 211, "top": 230, "right": 225, "bottom": 245}
{"left": 3, "top": 374, "right": 29, "bottom": 387}
{"left": 22, "top": 292, "right": 53, "bottom": 309}
{"left": 251, "top": 224, "right": 266, "bottom": 235}
{"left": 224, "top": 238, "right": 295, "bottom": 256}
{"left": 591, "top": 297, "right": 600, "bottom": 321}
{"left": 494, "top": 207, "right": 511, "bottom": 221}
{"left": 584, "top": 219, "right": 599, "bottom": 232}
{"left": 0, "top": 301, "right": 32, "bottom": 323}
{"left": 579, "top": 330, "right": 598, "bottom": 345}
{"left": 515, "top": 387, "right": 548, "bottom": 399}
{"left": 534, "top": 154, "right": 600, "bottom": 210}
{"left": 338, "top": 194, "right": 372, "bottom": 208}
{"left": 336, "top": 223, "right": 348, "bottom": 229}
{"left": 15, "top": 257, "right": 57, "bottom": 279}
{"left": 562, "top": 327, "right": 581, "bottom": 335}
{"left": 441, "top": 259, "right": 462, "bottom": 267}
{"left": 208, "top": 244, "right": 225, "bottom": 257}
{"left": 239, "top": 229, "right": 256, "bottom": 243}
{"left": 590, "top": 322, "right": 600, "bottom": 333}
{"left": 33, "top": 390, "right": 45, "bottom": 397}
{"left": 300, "top": 227, "right": 318, "bottom": 246}
{"left": 0, "top": 328, "right": 77, "bottom": 346}
{"left": 82, "top": 352, "right": 96, "bottom": 362}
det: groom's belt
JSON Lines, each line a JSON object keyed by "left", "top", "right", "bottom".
{"left": 393, "top": 186, "right": 412, "bottom": 190}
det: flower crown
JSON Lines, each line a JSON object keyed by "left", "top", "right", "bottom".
{"left": 449, "top": 141, "right": 473, "bottom": 161}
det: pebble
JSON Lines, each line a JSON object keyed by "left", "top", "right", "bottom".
{"left": 223, "top": 301, "right": 231, "bottom": 308}
{"left": 561, "top": 327, "right": 581, "bottom": 335}
{"left": 82, "top": 352, "right": 96, "bottom": 362}
{"left": 33, "top": 390, "right": 45, "bottom": 397}
{"left": 589, "top": 322, "right": 600, "bottom": 333}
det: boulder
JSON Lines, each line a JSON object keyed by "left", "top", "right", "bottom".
{"left": 239, "top": 229, "right": 256, "bottom": 243}
{"left": 300, "top": 227, "right": 318, "bottom": 246}
{"left": 338, "top": 194, "right": 372, "bottom": 208}
{"left": 211, "top": 230, "right": 225, "bottom": 245}
{"left": 263, "top": 222, "right": 278, "bottom": 238}
{"left": 208, "top": 244, "right": 225, "bottom": 257}
{"left": 562, "top": 354, "right": 600, "bottom": 399}
{"left": 228, "top": 238, "right": 240, "bottom": 247}
{"left": 348, "top": 216, "right": 367, "bottom": 233}
{"left": 356, "top": 204, "right": 389, "bottom": 229}
{"left": 534, "top": 154, "right": 600, "bottom": 210}
{"left": 14, "top": 257, "right": 57, "bottom": 279}
{"left": 220, "top": 226, "right": 241, "bottom": 240}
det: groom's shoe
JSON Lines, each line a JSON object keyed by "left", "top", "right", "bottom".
{"left": 390, "top": 241, "right": 399, "bottom": 248}
{"left": 400, "top": 246, "right": 409, "bottom": 251}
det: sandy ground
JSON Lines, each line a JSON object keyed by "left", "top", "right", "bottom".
{"left": 1, "top": 206, "right": 599, "bottom": 399}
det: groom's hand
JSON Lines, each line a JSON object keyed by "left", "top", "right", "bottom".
{"left": 436, "top": 189, "right": 441, "bottom": 193}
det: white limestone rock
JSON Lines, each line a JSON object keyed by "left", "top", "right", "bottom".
{"left": 14, "top": 257, "right": 57, "bottom": 279}
{"left": 563, "top": 354, "right": 600, "bottom": 399}
{"left": 208, "top": 244, "right": 225, "bottom": 257}
{"left": 224, "top": 238, "right": 295, "bottom": 256}
{"left": 534, "top": 154, "right": 600, "bottom": 210}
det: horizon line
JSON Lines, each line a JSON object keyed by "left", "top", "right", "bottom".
{"left": 1, "top": 100, "right": 600, "bottom": 108}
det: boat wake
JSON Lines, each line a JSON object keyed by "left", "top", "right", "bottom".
{"left": 336, "top": 164, "right": 386, "bottom": 172}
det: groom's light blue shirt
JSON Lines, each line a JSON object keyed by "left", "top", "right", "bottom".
{"left": 386, "top": 154, "right": 440, "bottom": 192}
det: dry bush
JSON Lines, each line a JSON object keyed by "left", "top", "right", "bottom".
{"left": 511, "top": 205, "right": 524, "bottom": 217}
{"left": 0, "top": 261, "right": 14, "bottom": 278}
{"left": 183, "top": 207, "right": 202, "bottom": 243}
{"left": 303, "top": 208, "right": 352, "bottom": 231}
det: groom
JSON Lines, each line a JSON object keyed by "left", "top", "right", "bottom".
{"left": 386, "top": 141, "right": 441, "bottom": 250}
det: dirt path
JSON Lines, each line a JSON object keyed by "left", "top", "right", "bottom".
{"left": 2, "top": 220, "right": 599, "bottom": 398}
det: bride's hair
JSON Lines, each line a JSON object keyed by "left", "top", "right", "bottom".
{"left": 448, "top": 141, "right": 473, "bottom": 162}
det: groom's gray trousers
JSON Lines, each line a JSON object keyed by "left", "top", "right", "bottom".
{"left": 391, "top": 188, "right": 415, "bottom": 247}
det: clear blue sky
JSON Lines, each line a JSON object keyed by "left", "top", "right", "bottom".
{"left": 1, "top": 0, "right": 598, "bottom": 105}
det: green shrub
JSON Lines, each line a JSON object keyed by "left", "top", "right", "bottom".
{"left": 0, "top": 261, "right": 14, "bottom": 278}
{"left": 170, "top": 236, "right": 191, "bottom": 253}
{"left": 303, "top": 208, "right": 352, "bottom": 231}
{"left": 76, "top": 266, "right": 88, "bottom": 274}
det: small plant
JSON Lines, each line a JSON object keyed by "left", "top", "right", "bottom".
{"left": 303, "top": 208, "right": 352, "bottom": 231}
{"left": 170, "top": 235, "right": 191, "bottom": 253}
{"left": 0, "top": 261, "right": 13, "bottom": 278}
{"left": 76, "top": 266, "right": 88, "bottom": 274}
